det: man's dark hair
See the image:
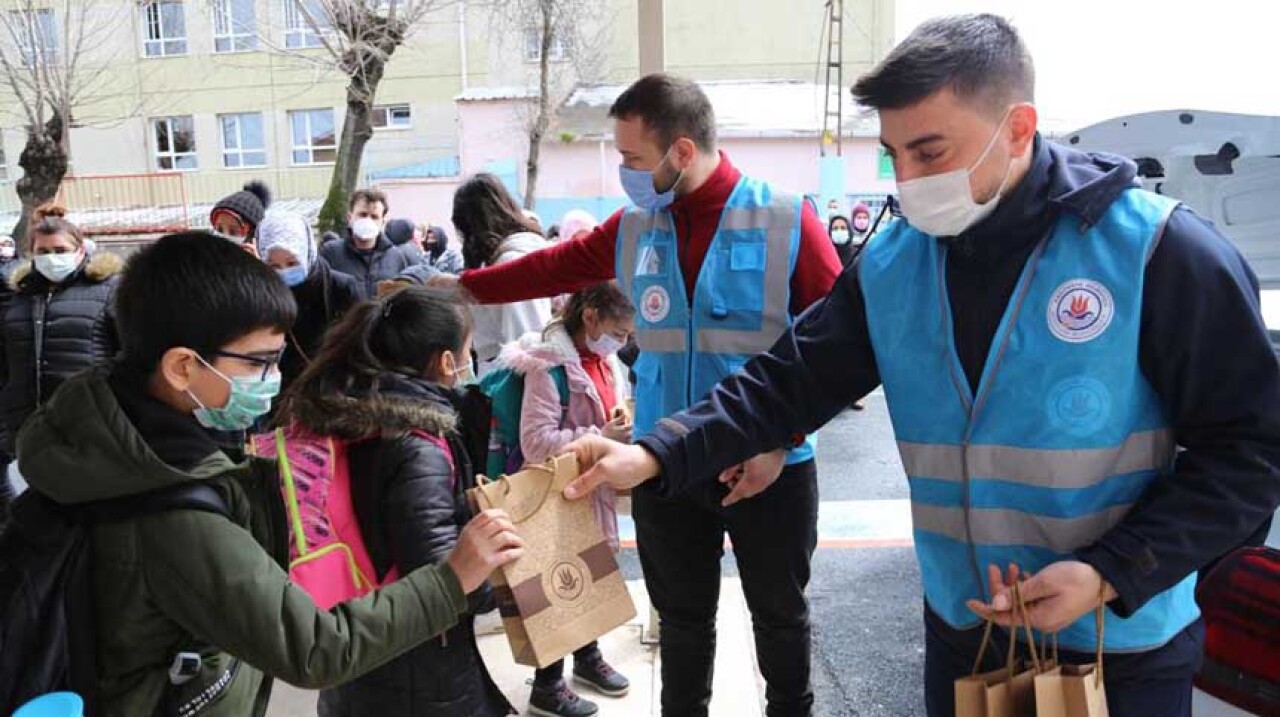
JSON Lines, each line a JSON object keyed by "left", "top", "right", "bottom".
{"left": 851, "top": 14, "right": 1033, "bottom": 115}
{"left": 608, "top": 73, "right": 717, "bottom": 153}
{"left": 115, "top": 232, "right": 297, "bottom": 373}
{"left": 349, "top": 188, "right": 389, "bottom": 213}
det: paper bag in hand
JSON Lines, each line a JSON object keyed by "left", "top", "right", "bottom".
{"left": 1035, "top": 588, "right": 1110, "bottom": 717}
{"left": 955, "top": 582, "right": 1048, "bottom": 717}
{"left": 468, "top": 454, "right": 636, "bottom": 668}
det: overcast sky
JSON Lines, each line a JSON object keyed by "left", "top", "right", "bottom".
{"left": 893, "top": 0, "right": 1277, "bottom": 130}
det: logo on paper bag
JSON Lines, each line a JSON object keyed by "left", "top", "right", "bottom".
{"left": 1047, "top": 279, "right": 1114, "bottom": 343}
{"left": 547, "top": 560, "right": 588, "bottom": 604}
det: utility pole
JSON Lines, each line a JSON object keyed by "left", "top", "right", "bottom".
{"left": 821, "top": 0, "right": 845, "bottom": 156}
{"left": 638, "top": 0, "right": 665, "bottom": 75}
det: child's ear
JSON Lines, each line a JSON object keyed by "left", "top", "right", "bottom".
{"left": 158, "top": 347, "right": 199, "bottom": 394}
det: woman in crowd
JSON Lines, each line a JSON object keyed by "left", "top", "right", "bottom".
{"left": 0, "top": 204, "right": 121, "bottom": 458}
{"left": 254, "top": 210, "right": 361, "bottom": 392}
{"left": 453, "top": 174, "right": 553, "bottom": 374}
{"left": 828, "top": 213, "right": 855, "bottom": 268}
{"left": 211, "top": 180, "right": 272, "bottom": 256}
{"left": 276, "top": 285, "right": 514, "bottom": 717}
{"left": 499, "top": 281, "right": 636, "bottom": 717}
{"left": 423, "top": 224, "right": 466, "bottom": 275}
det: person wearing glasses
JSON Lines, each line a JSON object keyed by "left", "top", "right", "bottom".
{"left": 14, "top": 233, "right": 525, "bottom": 717}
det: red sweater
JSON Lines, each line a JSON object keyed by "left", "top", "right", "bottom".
{"left": 460, "top": 152, "right": 841, "bottom": 314}
{"left": 578, "top": 348, "right": 618, "bottom": 416}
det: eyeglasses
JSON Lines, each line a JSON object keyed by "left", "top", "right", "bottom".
{"left": 206, "top": 348, "right": 286, "bottom": 381}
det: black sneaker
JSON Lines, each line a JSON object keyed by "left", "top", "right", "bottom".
{"left": 573, "top": 651, "right": 631, "bottom": 697}
{"left": 529, "top": 680, "right": 599, "bottom": 717}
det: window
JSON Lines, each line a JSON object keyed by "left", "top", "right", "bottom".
{"left": 523, "top": 26, "right": 566, "bottom": 63}
{"left": 371, "top": 104, "right": 411, "bottom": 130}
{"left": 290, "top": 108, "right": 335, "bottom": 164}
{"left": 212, "top": 0, "right": 256, "bottom": 52}
{"left": 0, "top": 145, "right": 6, "bottom": 179}
{"left": 142, "top": 0, "right": 187, "bottom": 57}
{"left": 219, "top": 113, "right": 266, "bottom": 168}
{"left": 284, "top": 0, "right": 326, "bottom": 49}
{"left": 11, "top": 9, "right": 57, "bottom": 67}
{"left": 152, "top": 115, "right": 197, "bottom": 170}
{"left": 878, "top": 146, "right": 895, "bottom": 180}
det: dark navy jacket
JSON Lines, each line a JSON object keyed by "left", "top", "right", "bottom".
{"left": 638, "top": 135, "right": 1280, "bottom": 620}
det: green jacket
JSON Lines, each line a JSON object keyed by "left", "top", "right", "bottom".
{"left": 17, "top": 368, "right": 470, "bottom": 717}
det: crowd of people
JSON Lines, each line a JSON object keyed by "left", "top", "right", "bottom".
{"left": 2, "top": 11, "right": 1279, "bottom": 717}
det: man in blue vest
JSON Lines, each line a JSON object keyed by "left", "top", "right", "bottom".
{"left": 438, "top": 75, "right": 842, "bottom": 716}
{"left": 561, "top": 14, "right": 1280, "bottom": 717}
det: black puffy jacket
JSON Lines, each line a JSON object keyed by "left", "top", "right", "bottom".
{"left": 288, "top": 374, "right": 513, "bottom": 717}
{"left": 280, "top": 259, "right": 361, "bottom": 392}
{"left": 0, "top": 251, "right": 122, "bottom": 454}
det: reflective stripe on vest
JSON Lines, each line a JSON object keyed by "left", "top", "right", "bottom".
{"left": 617, "top": 175, "right": 815, "bottom": 464}
{"left": 859, "top": 187, "right": 1197, "bottom": 652}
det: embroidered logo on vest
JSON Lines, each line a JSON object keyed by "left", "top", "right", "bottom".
{"left": 1047, "top": 279, "right": 1114, "bottom": 343}
{"left": 641, "top": 285, "right": 671, "bottom": 323}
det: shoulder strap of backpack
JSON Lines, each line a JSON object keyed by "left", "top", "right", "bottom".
{"left": 549, "top": 365, "right": 570, "bottom": 408}
{"left": 88, "top": 482, "right": 231, "bottom": 523}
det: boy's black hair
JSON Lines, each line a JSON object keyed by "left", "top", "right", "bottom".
{"left": 114, "top": 232, "right": 297, "bottom": 373}
{"left": 851, "top": 14, "right": 1033, "bottom": 117}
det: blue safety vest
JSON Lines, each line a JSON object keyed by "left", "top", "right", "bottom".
{"left": 617, "top": 175, "right": 815, "bottom": 465}
{"left": 859, "top": 188, "right": 1198, "bottom": 651}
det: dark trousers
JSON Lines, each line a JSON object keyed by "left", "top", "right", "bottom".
{"left": 923, "top": 604, "right": 1204, "bottom": 717}
{"left": 533, "top": 641, "right": 600, "bottom": 686}
{"left": 633, "top": 460, "right": 819, "bottom": 717}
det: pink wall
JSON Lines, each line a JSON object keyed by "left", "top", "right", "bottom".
{"left": 376, "top": 97, "right": 897, "bottom": 239}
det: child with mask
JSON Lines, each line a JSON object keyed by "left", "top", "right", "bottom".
{"left": 850, "top": 202, "right": 873, "bottom": 247}
{"left": 255, "top": 210, "right": 361, "bottom": 392}
{"left": 12, "top": 233, "right": 523, "bottom": 717}
{"left": 498, "top": 281, "right": 636, "bottom": 717}
{"left": 272, "top": 285, "right": 515, "bottom": 717}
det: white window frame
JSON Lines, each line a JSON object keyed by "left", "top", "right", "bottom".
{"left": 371, "top": 103, "right": 411, "bottom": 131}
{"left": 0, "top": 144, "right": 7, "bottom": 180}
{"left": 212, "top": 0, "right": 257, "bottom": 53}
{"left": 10, "top": 9, "right": 58, "bottom": 68}
{"left": 151, "top": 115, "right": 198, "bottom": 171}
{"left": 219, "top": 112, "right": 267, "bottom": 168}
{"left": 289, "top": 108, "right": 336, "bottom": 166}
{"left": 140, "top": 0, "right": 188, "bottom": 58}
{"left": 283, "top": 0, "right": 326, "bottom": 49}
{"left": 523, "top": 25, "right": 567, "bottom": 63}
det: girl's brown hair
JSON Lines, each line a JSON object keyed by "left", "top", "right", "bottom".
{"left": 558, "top": 281, "right": 636, "bottom": 339}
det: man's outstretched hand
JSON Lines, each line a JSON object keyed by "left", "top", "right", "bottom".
{"left": 563, "top": 435, "right": 660, "bottom": 500}
{"left": 717, "top": 449, "right": 787, "bottom": 506}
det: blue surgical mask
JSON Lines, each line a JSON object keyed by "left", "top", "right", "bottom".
{"left": 619, "top": 146, "right": 685, "bottom": 211}
{"left": 187, "top": 356, "right": 281, "bottom": 431}
{"left": 278, "top": 265, "right": 308, "bottom": 287}
{"left": 444, "top": 353, "right": 476, "bottom": 387}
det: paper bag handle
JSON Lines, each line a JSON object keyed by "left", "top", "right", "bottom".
{"left": 1011, "top": 580, "right": 1043, "bottom": 674}
{"left": 1094, "top": 583, "right": 1106, "bottom": 687}
{"left": 473, "top": 455, "right": 577, "bottom": 524}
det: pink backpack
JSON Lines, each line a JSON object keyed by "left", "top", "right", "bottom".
{"left": 251, "top": 426, "right": 449, "bottom": 609}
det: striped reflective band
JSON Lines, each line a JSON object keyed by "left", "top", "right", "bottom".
{"left": 897, "top": 429, "right": 1175, "bottom": 490}
{"left": 912, "top": 502, "right": 1134, "bottom": 553}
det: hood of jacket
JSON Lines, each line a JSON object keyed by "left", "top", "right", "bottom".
{"left": 17, "top": 366, "right": 239, "bottom": 505}
{"left": 10, "top": 249, "right": 124, "bottom": 292}
{"left": 494, "top": 322, "right": 579, "bottom": 376}
{"left": 286, "top": 373, "right": 458, "bottom": 441}
{"left": 494, "top": 231, "right": 550, "bottom": 262}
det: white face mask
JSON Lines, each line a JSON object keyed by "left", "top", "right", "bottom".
{"left": 351, "top": 217, "right": 381, "bottom": 241}
{"left": 586, "top": 330, "right": 626, "bottom": 357}
{"left": 896, "top": 110, "right": 1015, "bottom": 238}
{"left": 34, "top": 252, "right": 82, "bottom": 283}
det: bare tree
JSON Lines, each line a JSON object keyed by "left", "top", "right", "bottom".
{"left": 0, "top": 0, "right": 136, "bottom": 244}
{"left": 253, "top": 0, "right": 453, "bottom": 233}
{"left": 491, "top": 0, "right": 609, "bottom": 210}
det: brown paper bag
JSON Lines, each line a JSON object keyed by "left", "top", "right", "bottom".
{"left": 955, "top": 582, "right": 1047, "bottom": 717}
{"left": 1035, "top": 596, "right": 1109, "bottom": 717}
{"left": 468, "top": 454, "right": 637, "bottom": 668}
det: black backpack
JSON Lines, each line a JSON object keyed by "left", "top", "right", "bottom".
{"left": 0, "top": 483, "right": 230, "bottom": 716}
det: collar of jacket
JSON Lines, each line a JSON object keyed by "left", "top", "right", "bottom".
{"left": 11, "top": 250, "right": 124, "bottom": 292}
{"left": 286, "top": 372, "right": 458, "bottom": 440}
